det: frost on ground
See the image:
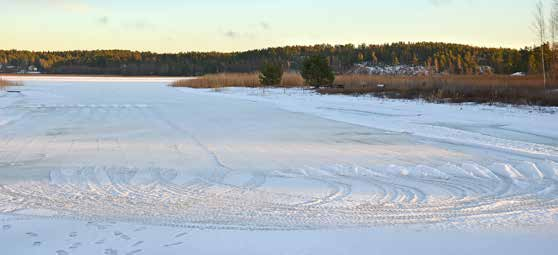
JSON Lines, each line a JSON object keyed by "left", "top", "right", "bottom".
{"left": 0, "top": 77, "right": 558, "bottom": 254}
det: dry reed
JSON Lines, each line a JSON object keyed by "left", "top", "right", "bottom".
{"left": 171, "top": 73, "right": 558, "bottom": 106}
{"left": 322, "top": 75, "right": 557, "bottom": 106}
{"left": 0, "top": 78, "right": 17, "bottom": 88}
{"left": 171, "top": 72, "right": 304, "bottom": 88}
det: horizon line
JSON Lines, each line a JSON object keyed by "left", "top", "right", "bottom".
{"left": 1, "top": 41, "right": 539, "bottom": 54}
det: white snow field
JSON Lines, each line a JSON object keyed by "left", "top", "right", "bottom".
{"left": 1, "top": 76, "right": 558, "bottom": 254}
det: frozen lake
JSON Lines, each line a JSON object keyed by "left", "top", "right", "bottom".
{"left": 1, "top": 77, "right": 557, "bottom": 254}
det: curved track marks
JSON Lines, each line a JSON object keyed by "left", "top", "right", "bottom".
{"left": 0, "top": 160, "right": 557, "bottom": 230}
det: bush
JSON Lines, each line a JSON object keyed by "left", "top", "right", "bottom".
{"left": 300, "top": 56, "right": 335, "bottom": 88}
{"left": 259, "top": 63, "right": 283, "bottom": 86}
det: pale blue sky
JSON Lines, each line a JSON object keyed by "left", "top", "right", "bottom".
{"left": 0, "top": 0, "right": 541, "bottom": 52}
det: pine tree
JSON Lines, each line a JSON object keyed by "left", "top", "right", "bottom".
{"left": 259, "top": 62, "right": 283, "bottom": 86}
{"left": 371, "top": 51, "right": 378, "bottom": 65}
{"left": 412, "top": 53, "right": 419, "bottom": 66}
{"left": 392, "top": 55, "right": 400, "bottom": 65}
{"left": 300, "top": 56, "right": 335, "bottom": 88}
{"left": 528, "top": 53, "right": 539, "bottom": 74}
{"left": 357, "top": 53, "right": 364, "bottom": 63}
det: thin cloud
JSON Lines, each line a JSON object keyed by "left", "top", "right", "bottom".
{"left": 260, "top": 22, "right": 270, "bottom": 30}
{"left": 122, "top": 20, "right": 156, "bottom": 31}
{"left": 28, "top": 0, "right": 95, "bottom": 12}
{"left": 224, "top": 30, "right": 239, "bottom": 38}
{"left": 429, "top": 0, "right": 452, "bottom": 7}
{"left": 222, "top": 30, "right": 257, "bottom": 40}
{"left": 223, "top": 22, "right": 269, "bottom": 40}
{"left": 98, "top": 16, "right": 109, "bottom": 25}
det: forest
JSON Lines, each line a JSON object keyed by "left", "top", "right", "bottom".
{"left": 0, "top": 42, "right": 549, "bottom": 76}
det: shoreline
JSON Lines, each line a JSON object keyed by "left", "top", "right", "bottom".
{"left": 0, "top": 74, "right": 191, "bottom": 83}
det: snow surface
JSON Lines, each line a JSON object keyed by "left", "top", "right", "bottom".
{"left": 349, "top": 63, "right": 431, "bottom": 75}
{"left": 0, "top": 76, "right": 557, "bottom": 254}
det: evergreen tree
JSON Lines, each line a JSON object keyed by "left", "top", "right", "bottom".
{"left": 412, "top": 53, "right": 419, "bottom": 66}
{"left": 357, "top": 53, "right": 365, "bottom": 63}
{"left": 391, "top": 53, "right": 400, "bottom": 65}
{"left": 528, "top": 53, "right": 539, "bottom": 74}
{"left": 259, "top": 62, "right": 283, "bottom": 86}
{"left": 300, "top": 56, "right": 335, "bottom": 88}
{"left": 371, "top": 51, "right": 378, "bottom": 65}
{"left": 0, "top": 42, "right": 547, "bottom": 76}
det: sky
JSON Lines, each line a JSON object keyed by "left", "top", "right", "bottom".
{"left": 0, "top": 0, "right": 542, "bottom": 53}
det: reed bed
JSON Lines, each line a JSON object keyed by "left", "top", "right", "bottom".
{"left": 322, "top": 75, "right": 558, "bottom": 106}
{"left": 0, "top": 78, "right": 18, "bottom": 89}
{"left": 171, "top": 72, "right": 304, "bottom": 88}
{"left": 171, "top": 73, "right": 558, "bottom": 106}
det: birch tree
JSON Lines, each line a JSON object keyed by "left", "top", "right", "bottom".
{"left": 549, "top": 0, "right": 558, "bottom": 86}
{"left": 534, "top": 0, "right": 547, "bottom": 89}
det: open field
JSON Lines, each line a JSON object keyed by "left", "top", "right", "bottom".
{"left": 0, "top": 76, "right": 557, "bottom": 254}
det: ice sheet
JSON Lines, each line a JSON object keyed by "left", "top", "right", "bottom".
{"left": 1, "top": 77, "right": 557, "bottom": 254}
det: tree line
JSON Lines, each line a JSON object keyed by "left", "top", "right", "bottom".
{"left": 0, "top": 42, "right": 549, "bottom": 76}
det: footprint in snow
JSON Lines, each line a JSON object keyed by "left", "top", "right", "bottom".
{"left": 104, "top": 248, "right": 118, "bottom": 255}
{"left": 69, "top": 242, "right": 82, "bottom": 249}
{"left": 69, "top": 232, "right": 77, "bottom": 238}
{"left": 95, "top": 239, "right": 106, "bottom": 245}
{"left": 120, "top": 234, "right": 131, "bottom": 240}
{"left": 131, "top": 241, "right": 144, "bottom": 247}
{"left": 175, "top": 232, "right": 187, "bottom": 238}
{"left": 56, "top": 250, "right": 69, "bottom": 255}
{"left": 164, "top": 242, "right": 183, "bottom": 247}
{"left": 25, "top": 232, "right": 38, "bottom": 237}
{"left": 2, "top": 224, "right": 11, "bottom": 230}
{"left": 32, "top": 241, "right": 42, "bottom": 246}
{"left": 133, "top": 227, "right": 146, "bottom": 232}
{"left": 125, "top": 249, "right": 143, "bottom": 255}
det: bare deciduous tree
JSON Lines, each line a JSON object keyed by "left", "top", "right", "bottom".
{"left": 550, "top": 0, "right": 558, "bottom": 87}
{"left": 534, "top": 0, "right": 547, "bottom": 89}
{"left": 551, "top": 1, "right": 558, "bottom": 45}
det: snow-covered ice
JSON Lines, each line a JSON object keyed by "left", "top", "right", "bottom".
{"left": 0, "top": 76, "right": 557, "bottom": 254}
